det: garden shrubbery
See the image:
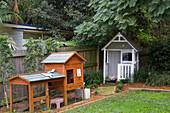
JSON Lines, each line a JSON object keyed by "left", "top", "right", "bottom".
{"left": 134, "top": 38, "right": 170, "bottom": 86}
{"left": 134, "top": 66, "right": 170, "bottom": 86}
{"left": 84, "top": 70, "right": 103, "bottom": 89}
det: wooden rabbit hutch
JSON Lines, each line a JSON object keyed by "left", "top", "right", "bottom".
{"left": 41, "top": 51, "right": 86, "bottom": 105}
{"left": 8, "top": 51, "right": 86, "bottom": 113}
{"left": 7, "top": 72, "right": 65, "bottom": 113}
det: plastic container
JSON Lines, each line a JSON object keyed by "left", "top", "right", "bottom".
{"left": 84, "top": 88, "right": 90, "bottom": 99}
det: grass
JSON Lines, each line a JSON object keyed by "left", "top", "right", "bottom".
{"left": 64, "top": 91, "right": 170, "bottom": 113}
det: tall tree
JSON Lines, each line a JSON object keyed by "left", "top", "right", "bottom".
{"left": 12, "top": 0, "right": 19, "bottom": 23}
{"left": 74, "top": 0, "right": 170, "bottom": 45}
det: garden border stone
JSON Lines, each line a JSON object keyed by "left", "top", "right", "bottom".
{"left": 128, "top": 88, "right": 170, "bottom": 92}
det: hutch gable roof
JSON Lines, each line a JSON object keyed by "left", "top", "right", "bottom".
{"left": 41, "top": 51, "right": 86, "bottom": 64}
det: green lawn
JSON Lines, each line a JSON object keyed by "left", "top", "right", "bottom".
{"left": 64, "top": 91, "right": 170, "bottom": 113}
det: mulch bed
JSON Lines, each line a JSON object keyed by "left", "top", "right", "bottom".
{"left": 0, "top": 83, "right": 169, "bottom": 113}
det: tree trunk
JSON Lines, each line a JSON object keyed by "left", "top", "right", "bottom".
{"left": 12, "top": 0, "right": 19, "bottom": 23}
{"left": 4, "top": 83, "right": 9, "bottom": 108}
{"left": 2, "top": 71, "right": 9, "bottom": 108}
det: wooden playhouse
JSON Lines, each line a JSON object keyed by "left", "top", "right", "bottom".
{"left": 8, "top": 51, "right": 86, "bottom": 113}
{"left": 102, "top": 32, "right": 142, "bottom": 83}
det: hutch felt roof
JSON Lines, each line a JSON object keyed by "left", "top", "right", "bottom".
{"left": 41, "top": 51, "right": 86, "bottom": 64}
{"left": 7, "top": 72, "right": 65, "bottom": 83}
{"left": 102, "top": 32, "right": 142, "bottom": 52}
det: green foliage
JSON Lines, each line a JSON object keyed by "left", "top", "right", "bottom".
{"left": 74, "top": 0, "right": 169, "bottom": 44}
{"left": 65, "top": 91, "right": 170, "bottom": 113}
{"left": 134, "top": 66, "right": 170, "bottom": 86}
{"left": 45, "top": 37, "right": 61, "bottom": 54}
{"left": 85, "top": 84, "right": 93, "bottom": 89}
{"left": 84, "top": 70, "right": 103, "bottom": 86}
{"left": 0, "top": 35, "right": 16, "bottom": 108}
{"left": 16, "top": 0, "right": 92, "bottom": 41}
{"left": 94, "top": 90, "right": 99, "bottom": 95}
{"left": 149, "top": 37, "right": 170, "bottom": 71}
{"left": 23, "top": 38, "right": 44, "bottom": 73}
{"left": 146, "top": 71, "right": 170, "bottom": 86}
{"left": 0, "top": 1, "right": 23, "bottom": 24}
{"left": 134, "top": 66, "right": 154, "bottom": 83}
{"left": 0, "top": 35, "right": 16, "bottom": 78}
{"left": 23, "top": 37, "right": 61, "bottom": 73}
{"left": 117, "top": 84, "right": 123, "bottom": 90}
{"left": 120, "top": 79, "right": 131, "bottom": 84}
{"left": 115, "top": 89, "right": 120, "bottom": 93}
{"left": 93, "top": 83, "right": 98, "bottom": 88}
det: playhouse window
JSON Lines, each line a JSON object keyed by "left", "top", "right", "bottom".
{"left": 122, "top": 53, "right": 132, "bottom": 61}
{"left": 67, "top": 69, "right": 74, "bottom": 84}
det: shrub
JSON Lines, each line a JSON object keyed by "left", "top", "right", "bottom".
{"left": 115, "top": 89, "right": 120, "bottom": 93}
{"left": 146, "top": 71, "right": 170, "bottom": 86}
{"left": 149, "top": 37, "right": 170, "bottom": 72}
{"left": 93, "top": 83, "right": 98, "bottom": 88}
{"left": 94, "top": 90, "right": 99, "bottom": 95}
{"left": 116, "top": 81, "right": 122, "bottom": 84}
{"left": 84, "top": 70, "right": 103, "bottom": 86}
{"left": 134, "top": 66, "right": 170, "bottom": 86}
{"left": 134, "top": 65, "right": 155, "bottom": 83}
{"left": 120, "top": 79, "right": 130, "bottom": 84}
{"left": 85, "top": 85, "right": 93, "bottom": 89}
{"left": 117, "top": 84, "right": 123, "bottom": 90}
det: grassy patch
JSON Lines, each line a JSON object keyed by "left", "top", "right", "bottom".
{"left": 98, "top": 86, "right": 116, "bottom": 95}
{"left": 64, "top": 91, "right": 170, "bottom": 113}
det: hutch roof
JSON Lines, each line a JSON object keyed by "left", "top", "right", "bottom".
{"left": 7, "top": 72, "right": 65, "bottom": 83}
{"left": 41, "top": 51, "right": 86, "bottom": 64}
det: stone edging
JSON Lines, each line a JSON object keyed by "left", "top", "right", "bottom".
{"left": 128, "top": 88, "right": 170, "bottom": 92}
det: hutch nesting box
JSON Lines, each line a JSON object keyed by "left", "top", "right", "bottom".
{"left": 41, "top": 51, "right": 86, "bottom": 104}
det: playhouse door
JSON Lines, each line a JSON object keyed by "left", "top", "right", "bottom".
{"left": 108, "top": 51, "right": 120, "bottom": 79}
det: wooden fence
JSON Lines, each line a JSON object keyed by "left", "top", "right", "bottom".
{"left": 0, "top": 46, "right": 100, "bottom": 105}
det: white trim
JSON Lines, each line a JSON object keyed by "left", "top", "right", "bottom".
{"left": 101, "top": 32, "right": 121, "bottom": 50}
{"left": 122, "top": 61, "right": 132, "bottom": 64}
{"left": 1, "top": 23, "right": 44, "bottom": 30}
{"left": 106, "top": 49, "right": 122, "bottom": 51}
{"left": 101, "top": 32, "right": 138, "bottom": 52}
{"left": 106, "top": 50, "right": 108, "bottom": 63}
{"left": 131, "top": 49, "right": 135, "bottom": 83}
{"left": 103, "top": 49, "right": 106, "bottom": 84}
{"left": 112, "top": 40, "right": 127, "bottom": 42}
{"left": 137, "top": 52, "right": 139, "bottom": 71}
{"left": 120, "top": 50, "right": 122, "bottom": 64}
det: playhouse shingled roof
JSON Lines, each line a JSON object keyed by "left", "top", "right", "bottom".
{"left": 7, "top": 72, "right": 65, "bottom": 82}
{"left": 41, "top": 51, "right": 86, "bottom": 64}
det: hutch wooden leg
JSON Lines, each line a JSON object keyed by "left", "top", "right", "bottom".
{"left": 28, "top": 84, "right": 34, "bottom": 113}
{"left": 10, "top": 83, "right": 13, "bottom": 112}
{"left": 45, "top": 83, "right": 49, "bottom": 110}
{"left": 82, "top": 86, "right": 85, "bottom": 100}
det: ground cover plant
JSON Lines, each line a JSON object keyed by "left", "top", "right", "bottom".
{"left": 64, "top": 91, "right": 170, "bottom": 113}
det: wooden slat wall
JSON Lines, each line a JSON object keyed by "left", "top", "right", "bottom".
{"left": 0, "top": 46, "right": 99, "bottom": 105}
